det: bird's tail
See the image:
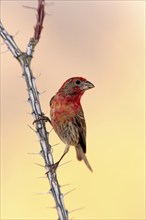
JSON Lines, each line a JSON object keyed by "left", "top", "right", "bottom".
{"left": 76, "top": 146, "right": 93, "bottom": 172}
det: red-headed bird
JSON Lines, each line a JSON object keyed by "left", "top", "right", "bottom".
{"left": 50, "top": 77, "right": 94, "bottom": 172}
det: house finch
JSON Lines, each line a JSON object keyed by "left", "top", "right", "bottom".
{"left": 50, "top": 77, "right": 94, "bottom": 172}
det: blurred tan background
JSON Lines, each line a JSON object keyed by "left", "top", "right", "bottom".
{"left": 1, "top": 1, "right": 145, "bottom": 219}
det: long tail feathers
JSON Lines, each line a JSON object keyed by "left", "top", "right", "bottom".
{"left": 76, "top": 147, "right": 93, "bottom": 172}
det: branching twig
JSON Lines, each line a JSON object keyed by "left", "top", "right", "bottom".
{"left": 0, "top": 0, "right": 69, "bottom": 219}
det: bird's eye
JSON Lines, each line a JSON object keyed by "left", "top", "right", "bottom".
{"left": 75, "top": 80, "right": 81, "bottom": 85}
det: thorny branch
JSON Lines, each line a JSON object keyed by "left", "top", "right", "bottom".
{"left": 0, "top": 0, "right": 68, "bottom": 219}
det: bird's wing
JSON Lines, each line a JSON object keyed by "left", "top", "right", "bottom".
{"left": 75, "top": 106, "right": 86, "bottom": 153}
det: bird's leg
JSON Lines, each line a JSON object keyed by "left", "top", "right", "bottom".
{"left": 33, "top": 113, "right": 51, "bottom": 125}
{"left": 56, "top": 145, "right": 69, "bottom": 165}
{"left": 46, "top": 145, "right": 70, "bottom": 173}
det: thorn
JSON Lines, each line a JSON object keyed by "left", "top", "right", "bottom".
{"left": 27, "top": 112, "right": 33, "bottom": 115}
{"left": 13, "top": 30, "right": 20, "bottom": 38}
{"left": 64, "top": 188, "right": 76, "bottom": 196}
{"left": 16, "top": 75, "right": 24, "bottom": 79}
{"left": 26, "top": 87, "right": 32, "bottom": 92}
{"left": 27, "top": 124, "right": 37, "bottom": 133}
{"left": 39, "top": 90, "right": 47, "bottom": 95}
{"left": 27, "top": 98, "right": 31, "bottom": 103}
{"left": 49, "top": 188, "right": 52, "bottom": 194}
{"left": 36, "top": 176, "right": 47, "bottom": 179}
{"left": 59, "top": 160, "right": 72, "bottom": 168}
{"left": 60, "top": 183, "right": 71, "bottom": 188}
{"left": 27, "top": 111, "right": 35, "bottom": 116}
{"left": 27, "top": 152, "right": 41, "bottom": 155}
{"left": 35, "top": 73, "right": 42, "bottom": 79}
{"left": 34, "top": 162, "right": 45, "bottom": 168}
{"left": 69, "top": 207, "right": 85, "bottom": 214}
{"left": 52, "top": 143, "right": 60, "bottom": 147}
{"left": 23, "top": 5, "right": 37, "bottom": 11}
{"left": 35, "top": 191, "right": 50, "bottom": 195}
{"left": 49, "top": 147, "right": 53, "bottom": 154}
{"left": 47, "top": 206, "right": 57, "bottom": 209}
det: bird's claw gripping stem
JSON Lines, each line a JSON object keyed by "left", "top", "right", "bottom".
{"left": 45, "top": 152, "right": 67, "bottom": 174}
{"left": 45, "top": 161, "right": 60, "bottom": 174}
{"left": 33, "top": 114, "right": 51, "bottom": 125}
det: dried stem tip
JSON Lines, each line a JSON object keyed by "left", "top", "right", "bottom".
{"left": 34, "top": 0, "right": 45, "bottom": 41}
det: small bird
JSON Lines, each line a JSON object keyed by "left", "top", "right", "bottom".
{"left": 50, "top": 77, "right": 94, "bottom": 172}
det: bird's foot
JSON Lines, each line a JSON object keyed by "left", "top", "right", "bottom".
{"left": 33, "top": 114, "right": 51, "bottom": 125}
{"left": 45, "top": 161, "right": 60, "bottom": 174}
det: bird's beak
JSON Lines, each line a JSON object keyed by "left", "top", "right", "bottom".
{"left": 81, "top": 80, "right": 95, "bottom": 90}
